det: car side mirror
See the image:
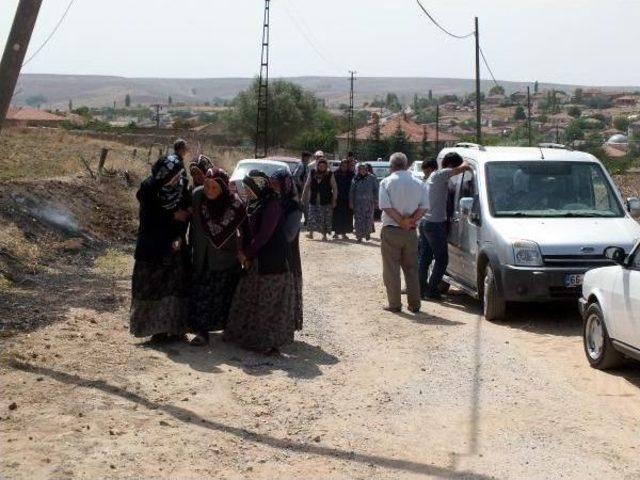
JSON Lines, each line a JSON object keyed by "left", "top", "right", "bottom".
{"left": 627, "top": 197, "right": 640, "bottom": 219}
{"left": 604, "top": 246, "right": 626, "bottom": 265}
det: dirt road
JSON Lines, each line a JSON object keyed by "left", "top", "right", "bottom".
{"left": 2, "top": 231, "right": 639, "bottom": 479}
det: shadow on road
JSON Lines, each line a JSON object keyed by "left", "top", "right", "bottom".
{"left": 9, "top": 360, "right": 497, "bottom": 480}
{"left": 139, "top": 337, "right": 339, "bottom": 380}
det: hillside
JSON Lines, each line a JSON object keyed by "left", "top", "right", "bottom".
{"left": 14, "top": 74, "right": 640, "bottom": 110}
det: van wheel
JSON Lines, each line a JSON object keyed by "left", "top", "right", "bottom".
{"left": 583, "top": 302, "right": 623, "bottom": 370}
{"left": 483, "top": 265, "right": 506, "bottom": 321}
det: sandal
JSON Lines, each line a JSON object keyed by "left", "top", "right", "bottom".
{"left": 190, "top": 332, "right": 209, "bottom": 347}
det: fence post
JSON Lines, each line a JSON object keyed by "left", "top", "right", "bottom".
{"left": 97, "top": 148, "right": 109, "bottom": 178}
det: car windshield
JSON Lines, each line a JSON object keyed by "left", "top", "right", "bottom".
{"left": 372, "top": 167, "right": 390, "bottom": 179}
{"left": 486, "top": 161, "right": 624, "bottom": 218}
{"left": 231, "top": 162, "right": 286, "bottom": 180}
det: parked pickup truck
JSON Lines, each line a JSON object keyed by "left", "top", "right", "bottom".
{"left": 436, "top": 143, "right": 640, "bottom": 320}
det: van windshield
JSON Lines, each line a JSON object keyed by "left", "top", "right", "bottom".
{"left": 485, "top": 161, "right": 624, "bottom": 217}
{"left": 231, "top": 162, "right": 287, "bottom": 180}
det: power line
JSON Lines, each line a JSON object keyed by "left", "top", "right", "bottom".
{"left": 479, "top": 45, "right": 499, "bottom": 88}
{"left": 281, "top": 0, "right": 343, "bottom": 71}
{"left": 22, "top": 0, "right": 76, "bottom": 67}
{"left": 415, "top": 0, "right": 474, "bottom": 39}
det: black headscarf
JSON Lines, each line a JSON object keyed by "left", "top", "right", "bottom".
{"left": 270, "top": 169, "right": 301, "bottom": 215}
{"left": 242, "top": 170, "right": 277, "bottom": 216}
{"left": 199, "top": 168, "right": 246, "bottom": 248}
{"left": 151, "top": 155, "right": 186, "bottom": 211}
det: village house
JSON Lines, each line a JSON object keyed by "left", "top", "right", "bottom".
{"left": 336, "top": 113, "right": 459, "bottom": 157}
{"left": 614, "top": 95, "right": 638, "bottom": 107}
{"left": 3, "top": 106, "right": 66, "bottom": 128}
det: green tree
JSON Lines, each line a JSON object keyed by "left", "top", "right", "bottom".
{"left": 168, "top": 96, "right": 173, "bottom": 106}
{"left": 68, "top": 99, "right": 73, "bottom": 112}
{"left": 125, "top": 94, "right": 131, "bottom": 108}
{"left": 25, "top": 94, "right": 47, "bottom": 108}
{"left": 359, "top": 119, "right": 389, "bottom": 160}
{"left": 613, "top": 116, "right": 630, "bottom": 132}
{"left": 428, "top": 89, "right": 433, "bottom": 102}
{"left": 573, "top": 88, "right": 584, "bottom": 104}
{"left": 534, "top": 81, "right": 539, "bottom": 94}
{"left": 565, "top": 119, "right": 585, "bottom": 142}
{"left": 514, "top": 106, "right": 527, "bottom": 121}
{"left": 385, "top": 92, "right": 402, "bottom": 112}
{"left": 567, "top": 106, "right": 582, "bottom": 118}
{"left": 388, "top": 123, "right": 415, "bottom": 160}
{"left": 489, "top": 85, "right": 505, "bottom": 96}
{"left": 225, "top": 78, "right": 319, "bottom": 148}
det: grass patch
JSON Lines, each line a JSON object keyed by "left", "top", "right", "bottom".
{"left": 94, "top": 248, "right": 130, "bottom": 277}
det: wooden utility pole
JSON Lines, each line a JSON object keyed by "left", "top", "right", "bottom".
{"left": 0, "top": 0, "right": 42, "bottom": 133}
{"left": 527, "top": 86, "right": 532, "bottom": 146}
{"left": 347, "top": 70, "right": 357, "bottom": 153}
{"left": 474, "top": 17, "right": 482, "bottom": 145}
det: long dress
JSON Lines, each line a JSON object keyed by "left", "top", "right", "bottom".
{"left": 189, "top": 187, "right": 242, "bottom": 333}
{"left": 350, "top": 173, "right": 379, "bottom": 239}
{"left": 224, "top": 199, "right": 296, "bottom": 352}
{"left": 332, "top": 170, "right": 354, "bottom": 235}
{"left": 130, "top": 177, "right": 190, "bottom": 338}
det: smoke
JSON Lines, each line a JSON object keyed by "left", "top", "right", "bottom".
{"left": 36, "top": 207, "right": 80, "bottom": 234}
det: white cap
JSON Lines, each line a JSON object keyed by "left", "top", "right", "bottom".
{"left": 314, "top": 150, "right": 325, "bottom": 158}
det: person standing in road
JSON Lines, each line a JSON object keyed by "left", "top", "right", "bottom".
{"left": 378, "top": 152, "right": 428, "bottom": 313}
{"left": 420, "top": 152, "right": 470, "bottom": 300}
{"left": 346, "top": 151, "right": 357, "bottom": 173}
{"left": 417, "top": 160, "right": 438, "bottom": 298}
{"left": 350, "top": 162, "right": 378, "bottom": 242}
{"left": 332, "top": 159, "right": 355, "bottom": 240}
{"left": 293, "top": 151, "right": 311, "bottom": 195}
{"left": 302, "top": 158, "right": 338, "bottom": 241}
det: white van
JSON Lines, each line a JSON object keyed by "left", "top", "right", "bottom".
{"left": 436, "top": 144, "right": 640, "bottom": 320}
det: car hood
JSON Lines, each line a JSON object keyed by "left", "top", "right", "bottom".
{"left": 493, "top": 217, "right": 640, "bottom": 255}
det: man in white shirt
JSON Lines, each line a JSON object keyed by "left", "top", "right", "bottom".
{"left": 378, "top": 152, "right": 428, "bottom": 313}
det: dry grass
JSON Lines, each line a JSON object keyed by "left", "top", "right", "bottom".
{"left": 0, "top": 221, "right": 41, "bottom": 274}
{"left": 0, "top": 127, "right": 148, "bottom": 181}
{"left": 94, "top": 248, "right": 130, "bottom": 277}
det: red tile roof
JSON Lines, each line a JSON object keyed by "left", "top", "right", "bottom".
{"left": 6, "top": 107, "right": 65, "bottom": 122}
{"left": 337, "top": 115, "right": 459, "bottom": 143}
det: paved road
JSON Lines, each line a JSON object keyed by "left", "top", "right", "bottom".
{"left": 1, "top": 233, "right": 639, "bottom": 479}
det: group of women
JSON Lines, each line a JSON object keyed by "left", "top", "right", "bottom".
{"left": 129, "top": 147, "right": 303, "bottom": 355}
{"left": 302, "top": 158, "right": 379, "bottom": 242}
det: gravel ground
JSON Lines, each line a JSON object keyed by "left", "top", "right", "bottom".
{"left": 1, "top": 231, "right": 639, "bottom": 480}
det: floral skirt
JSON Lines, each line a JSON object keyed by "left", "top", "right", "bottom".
{"left": 129, "top": 257, "right": 189, "bottom": 338}
{"left": 308, "top": 204, "right": 333, "bottom": 234}
{"left": 354, "top": 201, "right": 375, "bottom": 239}
{"left": 224, "top": 264, "right": 295, "bottom": 352}
{"left": 189, "top": 264, "right": 241, "bottom": 333}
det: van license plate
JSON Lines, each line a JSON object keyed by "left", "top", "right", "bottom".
{"left": 564, "top": 274, "right": 584, "bottom": 288}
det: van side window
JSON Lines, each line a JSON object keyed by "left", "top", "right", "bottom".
{"left": 459, "top": 170, "right": 476, "bottom": 200}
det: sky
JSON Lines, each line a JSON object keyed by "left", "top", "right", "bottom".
{"left": 1, "top": 0, "right": 638, "bottom": 86}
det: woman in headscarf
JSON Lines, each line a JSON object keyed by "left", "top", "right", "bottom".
{"left": 224, "top": 171, "right": 296, "bottom": 354}
{"left": 332, "top": 159, "right": 355, "bottom": 240}
{"left": 301, "top": 158, "right": 337, "bottom": 241}
{"left": 188, "top": 154, "right": 214, "bottom": 189}
{"left": 130, "top": 155, "right": 191, "bottom": 343}
{"left": 270, "top": 169, "right": 304, "bottom": 331}
{"left": 189, "top": 167, "right": 246, "bottom": 346}
{"left": 350, "top": 162, "right": 379, "bottom": 242}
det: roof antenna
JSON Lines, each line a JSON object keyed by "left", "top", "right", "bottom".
{"left": 539, "top": 147, "right": 545, "bottom": 160}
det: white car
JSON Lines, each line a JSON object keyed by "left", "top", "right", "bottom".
{"left": 229, "top": 159, "right": 290, "bottom": 198}
{"left": 580, "top": 241, "right": 640, "bottom": 369}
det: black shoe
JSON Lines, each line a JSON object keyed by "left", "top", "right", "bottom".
{"left": 422, "top": 292, "right": 443, "bottom": 301}
{"left": 408, "top": 306, "right": 421, "bottom": 314}
{"left": 383, "top": 306, "right": 402, "bottom": 313}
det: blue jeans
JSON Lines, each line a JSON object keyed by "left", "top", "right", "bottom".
{"left": 418, "top": 220, "right": 448, "bottom": 296}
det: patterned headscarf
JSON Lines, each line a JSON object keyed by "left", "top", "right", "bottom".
{"left": 355, "top": 162, "right": 368, "bottom": 181}
{"left": 198, "top": 168, "right": 246, "bottom": 248}
{"left": 151, "top": 155, "right": 186, "bottom": 211}
{"left": 242, "top": 170, "right": 276, "bottom": 216}
{"left": 270, "top": 169, "right": 301, "bottom": 215}
{"left": 189, "top": 154, "right": 214, "bottom": 175}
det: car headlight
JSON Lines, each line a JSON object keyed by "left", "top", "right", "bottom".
{"left": 512, "top": 240, "right": 543, "bottom": 266}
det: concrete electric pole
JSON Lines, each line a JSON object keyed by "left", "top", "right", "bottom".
{"left": 0, "top": 0, "right": 43, "bottom": 134}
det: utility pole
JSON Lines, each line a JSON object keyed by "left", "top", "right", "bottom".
{"left": 527, "top": 86, "right": 532, "bottom": 146}
{"left": 347, "top": 70, "right": 356, "bottom": 153}
{"left": 435, "top": 102, "right": 440, "bottom": 154}
{"left": 0, "top": 0, "right": 42, "bottom": 133}
{"left": 255, "top": 0, "right": 271, "bottom": 159}
{"left": 474, "top": 17, "right": 482, "bottom": 145}
{"left": 555, "top": 123, "right": 560, "bottom": 144}
{"left": 151, "top": 103, "right": 162, "bottom": 130}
